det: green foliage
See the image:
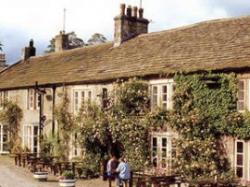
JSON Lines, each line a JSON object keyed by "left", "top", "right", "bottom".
{"left": 171, "top": 73, "right": 241, "bottom": 180}
{"left": 0, "top": 100, "right": 23, "bottom": 152}
{"left": 76, "top": 78, "right": 151, "bottom": 171}
{"left": 87, "top": 33, "right": 107, "bottom": 45}
{"left": 113, "top": 78, "right": 150, "bottom": 115}
{"left": 62, "top": 170, "right": 75, "bottom": 179}
{"left": 55, "top": 92, "right": 75, "bottom": 160}
{"left": 40, "top": 133, "right": 63, "bottom": 158}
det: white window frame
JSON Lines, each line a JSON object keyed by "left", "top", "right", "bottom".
{"left": 0, "top": 91, "right": 8, "bottom": 109}
{"left": 151, "top": 132, "right": 174, "bottom": 172}
{"left": 0, "top": 124, "right": 9, "bottom": 154}
{"left": 27, "top": 89, "right": 38, "bottom": 110}
{"left": 22, "top": 123, "right": 39, "bottom": 153}
{"left": 235, "top": 140, "right": 245, "bottom": 179}
{"left": 150, "top": 79, "right": 174, "bottom": 110}
{"left": 73, "top": 89, "right": 92, "bottom": 114}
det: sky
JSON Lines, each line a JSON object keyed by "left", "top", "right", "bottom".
{"left": 1, "top": 0, "right": 250, "bottom": 64}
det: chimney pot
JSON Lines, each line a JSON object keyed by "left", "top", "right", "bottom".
{"left": 29, "top": 39, "right": 34, "bottom": 47}
{"left": 139, "top": 8, "right": 144, "bottom": 18}
{"left": 132, "top": 6, "right": 138, "bottom": 18}
{"left": 127, "top": 5, "right": 132, "bottom": 17}
{"left": 120, "top": 4, "right": 126, "bottom": 16}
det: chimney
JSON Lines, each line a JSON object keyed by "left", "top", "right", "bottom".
{"left": 132, "top": 6, "right": 138, "bottom": 18}
{"left": 114, "top": 4, "right": 149, "bottom": 47}
{"left": 0, "top": 53, "right": 6, "bottom": 66}
{"left": 22, "top": 39, "right": 36, "bottom": 60}
{"left": 55, "top": 31, "right": 69, "bottom": 52}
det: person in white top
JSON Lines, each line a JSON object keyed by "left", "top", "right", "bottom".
{"left": 115, "top": 156, "right": 131, "bottom": 187}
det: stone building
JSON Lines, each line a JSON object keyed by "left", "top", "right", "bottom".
{"left": 0, "top": 4, "right": 250, "bottom": 182}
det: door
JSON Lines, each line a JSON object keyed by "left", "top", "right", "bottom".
{"left": 23, "top": 124, "right": 39, "bottom": 153}
{"left": 0, "top": 124, "right": 9, "bottom": 154}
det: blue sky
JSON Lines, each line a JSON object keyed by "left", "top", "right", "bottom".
{"left": 1, "top": 0, "right": 250, "bottom": 64}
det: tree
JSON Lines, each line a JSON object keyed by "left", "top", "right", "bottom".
{"left": 87, "top": 33, "right": 107, "bottom": 45}
{"left": 0, "top": 42, "right": 2, "bottom": 51}
{"left": 45, "top": 32, "right": 85, "bottom": 53}
{"left": 68, "top": 32, "right": 85, "bottom": 49}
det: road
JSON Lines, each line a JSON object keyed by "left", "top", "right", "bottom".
{"left": 0, "top": 156, "right": 107, "bottom": 187}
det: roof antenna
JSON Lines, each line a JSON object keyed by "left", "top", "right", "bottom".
{"left": 63, "top": 8, "right": 66, "bottom": 32}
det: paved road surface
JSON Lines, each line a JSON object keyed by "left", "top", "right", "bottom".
{"left": 0, "top": 156, "right": 107, "bottom": 187}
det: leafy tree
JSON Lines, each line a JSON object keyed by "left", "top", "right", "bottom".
{"left": 45, "top": 32, "right": 85, "bottom": 53}
{"left": 68, "top": 32, "right": 85, "bottom": 49}
{"left": 0, "top": 42, "right": 2, "bottom": 51}
{"left": 87, "top": 33, "right": 107, "bottom": 45}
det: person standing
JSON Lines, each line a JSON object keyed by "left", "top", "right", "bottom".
{"left": 107, "top": 154, "right": 119, "bottom": 180}
{"left": 116, "top": 156, "right": 131, "bottom": 187}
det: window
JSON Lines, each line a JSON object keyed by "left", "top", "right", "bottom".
{"left": 151, "top": 133, "right": 175, "bottom": 173}
{"left": 27, "top": 89, "right": 38, "bottom": 110}
{"left": 236, "top": 141, "right": 244, "bottom": 178}
{"left": 150, "top": 81, "right": 173, "bottom": 110}
{"left": 73, "top": 90, "right": 92, "bottom": 113}
{"left": 237, "top": 80, "right": 246, "bottom": 111}
{"left": 23, "top": 124, "right": 39, "bottom": 153}
{"left": 0, "top": 91, "right": 8, "bottom": 108}
{"left": 102, "top": 88, "right": 108, "bottom": 109}
{"left": 0, "top": 124, "right": 9, "bottom": 153}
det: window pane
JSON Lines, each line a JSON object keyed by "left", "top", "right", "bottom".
{"left": 162, "top": 138, "right": 167, "bottom": 147}
{"left": 237, "top": 142, "right": 243, "bottom": 153}
{"left": 237, "top": 155, "right": 243, "bottom": 165}
{"left": 162, "top": 148, "right": 167, "bottom": 158}
{"left": 238, "top": 81, "right": 244, "bottom": 90}
{"left": 88, "top": 91, "right": 92, "bottom": 103}
{"left": 162, "top": 86, "right": 167, "bottom": 93}
{"left": 152, "top": 86, "right": 158, "bottom": 108}
{"left": 153, "top": 158, "right": 157, "bottom": 167}
{"left": 236, "top": 167, "right": 243, "bottom": 178}
{"left": 153, "top": 138, "right": 157, "bottom": 146}
{"left": 238, "top": 91, "right": 244, "bottom": 100}
{"left": 153, "top": 86, "right": 158, "bottom": 94}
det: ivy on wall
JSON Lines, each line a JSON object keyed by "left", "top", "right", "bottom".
{"left": 49, "top": 73, "right": 250, "bottom": 181}
{"left": 171, "top": 73, "right": 247, "bottom": 181}
{"left": 0, "top": 101, "right": 23, "bottom": 152}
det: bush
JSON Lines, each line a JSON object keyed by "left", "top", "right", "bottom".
{"left": 62, "top": 171, "right": 75, "bottom": 179}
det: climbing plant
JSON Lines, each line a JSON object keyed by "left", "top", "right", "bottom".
{"left": 55, "top": 92, "right": 75, "bottom": 160}
{"left": 0, "top": 100, "right": 23, "bottom": 152}
{"left": 170, "top": 73, "right": 244, "bottom": 181}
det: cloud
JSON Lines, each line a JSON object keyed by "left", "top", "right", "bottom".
{"left": 0, "top": 0, "right": 250, "bottom": 64}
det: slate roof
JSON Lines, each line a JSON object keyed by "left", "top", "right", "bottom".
{"left": 1, "top": 16, "right": 250, "bottom": 90}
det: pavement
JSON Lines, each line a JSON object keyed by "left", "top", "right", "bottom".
{"left": 0, "top": 155, "right": 108, "bottom": 187}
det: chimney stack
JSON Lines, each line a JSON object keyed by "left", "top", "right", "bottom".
{"left": 0, "top": 54, "right": 6, "bottom": 66}
{"left": 55, "top": 31, "right": 69, "bottom": 52}
{"left": 114, "top": 4, "right": 149, "bottom": 47}
{"left": 22, "top": 39, "right": 36, "bottom": 60}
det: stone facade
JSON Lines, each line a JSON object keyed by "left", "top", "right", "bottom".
{"left": 114, "top": 4, "right": 149, "bottom": 47}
